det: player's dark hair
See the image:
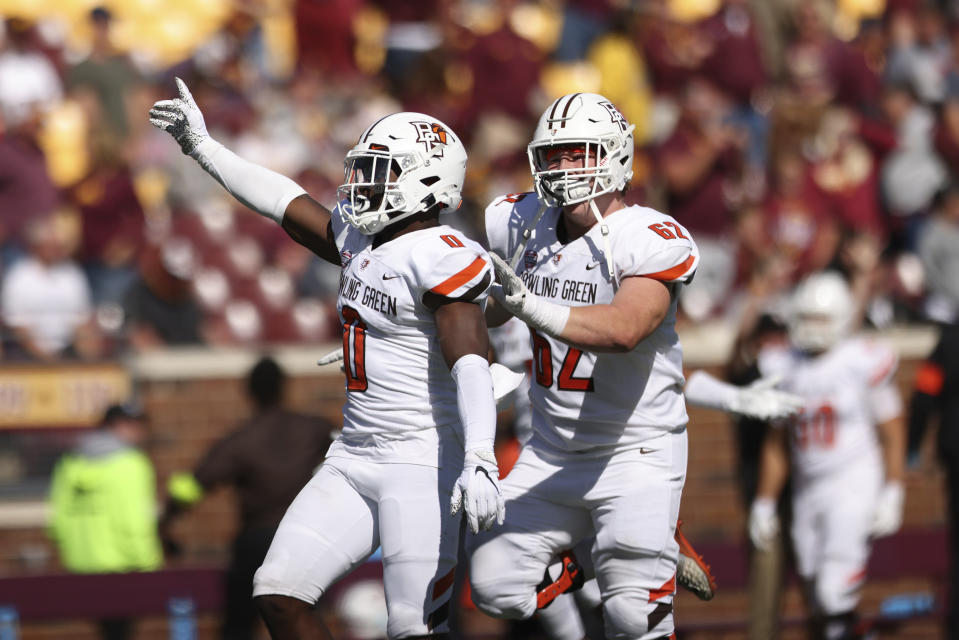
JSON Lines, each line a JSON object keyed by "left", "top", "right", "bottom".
{"left": 248, "top": 356, "right": 286, "bottom": 409}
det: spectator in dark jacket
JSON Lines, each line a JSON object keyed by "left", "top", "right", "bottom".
{"left": 159, "top": 356, "right": 335, "bottom": 640}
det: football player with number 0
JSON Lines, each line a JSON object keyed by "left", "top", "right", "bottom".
{"left": 150, "top": 80, "right": 504, "bottom": 640}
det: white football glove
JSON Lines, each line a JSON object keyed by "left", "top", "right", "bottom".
{"left": 149, "top": 77, "right": 211, "bottom": 155}
{"left": 489, "top": 253, "right": 569, "bottom": 336}
{"left": 451, "top": 449, "right": 505, "bottom": 534}
{"left": 729, "top": 375, "right": 804, "bottom": 421}
{"left": 748, "top": 497, "right": 780, "bottom": 551}
{"left": 871, "top": 481, "right": 904, "bottom": 538}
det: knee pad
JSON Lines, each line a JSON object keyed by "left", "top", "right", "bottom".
{"left": 469, "top": 539, "right": 538, "bottom": 620}
{"left": 604, "top": 592, "right": 673, "bottom": 640}
{"left": 469, "top": 573, "right": 536, "bottom": 620}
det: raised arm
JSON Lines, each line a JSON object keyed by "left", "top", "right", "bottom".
{"left": 150, "top": 78, "right": 339, "bottom": 264}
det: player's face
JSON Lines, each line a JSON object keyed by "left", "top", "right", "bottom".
{"left": 541, "top": 144, "right": 597, "bottom": 172}
{"left": 343, "top": 154, "right": 403, "bottom": 213}
{"left": 539, "top": 144, "right": 604, "bottom": 219}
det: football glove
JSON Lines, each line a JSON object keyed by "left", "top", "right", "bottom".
{"left": 871, "top": 481, "right": 904, "bottom": 538}
{"left": 748, "top": 497, "right": 780, "bottom": 551}
{"left": 489, "top": 253, "right": 568, "bottom": 336}
{"left": 729, "top": 375, "right": 804, "bottom": 421}
{"left": 149, "top": 77, "right": 210, "bottom": 155}
{"left": 451, "top": 449, "right": 505, "bottom": 534}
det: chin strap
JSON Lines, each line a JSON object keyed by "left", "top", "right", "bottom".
{"left": 508, "top": 200, "right": 549, "bottom": 270}
{"left": 588, "top": 198, "right": 616, "bottom": 290}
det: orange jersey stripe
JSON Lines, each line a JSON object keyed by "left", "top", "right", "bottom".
{"left": 431, "top": 256, "right": 487, "bottom": 296}
{"left": 649, "top": 574, "right": 676, "bottom": 603}
{"left": 432, "top": 567, "right": 456, "bottom": 600}
{"left": 642, "top": 254, "right": 696, "bottom": 282}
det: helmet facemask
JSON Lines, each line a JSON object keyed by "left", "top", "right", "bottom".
{"left": 338, "top": 147, "right": 431, "bottom": 235}
{"left": 529, "top": 134, "right": 633, "bottom": 207}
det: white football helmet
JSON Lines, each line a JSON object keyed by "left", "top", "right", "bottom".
{"left": 527, "top": 93, "right": 635, "bottom": 207}
{"left": 788, "top": 271, "right": 854, "bottom": 353}
{"left": 338, "top": 112, "right": 467, "bottom": 235}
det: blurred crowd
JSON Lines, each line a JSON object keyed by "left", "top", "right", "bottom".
{"left": 3, "top": 0, "right": 959, "bottom": 362}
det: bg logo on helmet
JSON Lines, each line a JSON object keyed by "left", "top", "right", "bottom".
{"left": 599, "top": 102, "right": 628, "bottom": 132}
{"left": 411, "top": 122, "right": 449, "bottom": 156}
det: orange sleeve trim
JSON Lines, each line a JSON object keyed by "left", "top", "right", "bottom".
{"left": 915, "top": 361, "right": 945, "bottom": 396}
{"left": 641, "top": 254, "right": 696, "bottom": 282}
{"left": 431, "top": 256, "right": 487, "bottom": 296}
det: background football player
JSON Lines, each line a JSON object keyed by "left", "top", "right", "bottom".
{"left": 151, "top": 79, "right": 504, "bottom": 640}
{"left": 749, "top": 271, "right": 906, "bottom": 640}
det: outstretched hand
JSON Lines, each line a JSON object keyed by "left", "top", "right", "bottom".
{"left": 149, "top": 77, "right": 211, "bottom": 155}
{"left": 730, "top": 375, "right": 804, "bottom": 421}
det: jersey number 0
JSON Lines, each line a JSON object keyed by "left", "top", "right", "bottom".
{"left": 341, "top": 306, "right": 367, "bottom": 391}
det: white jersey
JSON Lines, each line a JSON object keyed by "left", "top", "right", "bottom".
{"left": 326, "top": 206, "right": 492, "bottom": 464}
{"left": 485, "top": 193, "right": 699, "bottom": 452}
{"left": 758, "top": 336, "right": 902, "bottom": 482}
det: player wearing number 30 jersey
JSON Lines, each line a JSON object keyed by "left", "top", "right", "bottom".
{"left": 750, "top": 272, "right": 905, "bottom": 640}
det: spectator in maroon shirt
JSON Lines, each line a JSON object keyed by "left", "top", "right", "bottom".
{"left": 0, "top": 109, "right": 59, "bottom": 267}
{"left": 657, "top": 76, "right": 747, "bottom": 239}
{"left": 68, "top": 128, "right": 145, "bottom": 305}
{"left": 698, "top": 0, "right": 770, "bottom": 171}
{"left": 294, "top": 0, "right": 361, "bottom": 78}
{"left": 807, "top": 107, "right": 889, "bottom": 240}
{"left": 761, "top": 147, "right": 840, "bottom": 284}
{"left": 637, "top": 2, "right": 709, "bottom": 97}
{"left": 453, "top": 15, "right": 544, "bottom": 134}
{"left": 783, "top": 1, "right": 881, "bottom": 111}
{"left": 698, "top": 0, "right": 768, "bottom": 107}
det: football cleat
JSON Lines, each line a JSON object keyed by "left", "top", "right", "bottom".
{"left": 536, "top": 550, "right": 585, "bottom": 609}
{"left": 675, "top": 520, "right": 717, "bottom": 601}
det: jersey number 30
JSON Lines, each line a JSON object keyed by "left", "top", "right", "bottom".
{"left": 341, "top": 306, "right": 367, "bottom": 391}
{"left": 530, "top": 329, "right": 594, "bottom": 391}
{"left": 792, "top": 404, "right": 836, "bottom": 450}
